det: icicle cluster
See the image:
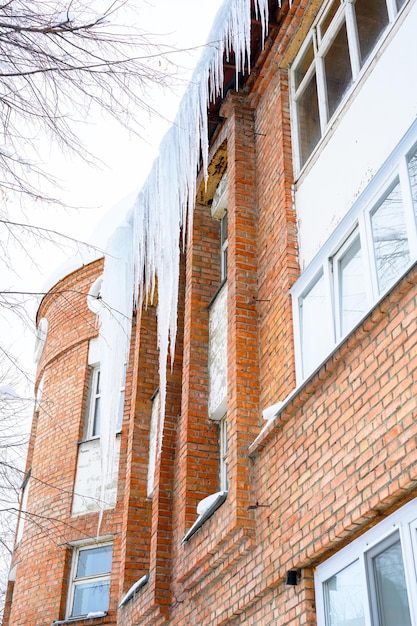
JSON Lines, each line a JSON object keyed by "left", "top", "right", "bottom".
{"left": 131, "top": 0, "right": 271, "bottom": 450}
{"left": 97, "top": 222, "right": 133, "bottom": 527}
{"left": 98, "top": 0, "right": 287, "bottom": 481}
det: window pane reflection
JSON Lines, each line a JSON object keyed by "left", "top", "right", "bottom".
{"left": 294, "top": 41, "right": 314, "bottom": 90}
{"left": 77, "top": 545, "right": 112, "bottom": 577}
{"left": 324, "top": 560, "right": 365, "bottom": 626}
{"left": 72, "top": 581, "right": 110, "bottom": 617}
{"left": 371, "top": 539, "right": 411, "bottom": 626}
{"left": 339, "top": 237, "right": 367, "bottom": 335}
{"left": 371, "top": 182, "right": 409, "bottom": 294}
{"left": 298, "top": 73, "right": 321, "bottom": 166}
{"left": 355, "top": 0, "right": 389, "bottom": 65}
{"left": 324, "top": 21, "right": 352, "bottom": 118}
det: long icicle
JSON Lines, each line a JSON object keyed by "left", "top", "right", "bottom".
{"left": 131, "top": 0, "right": 271, "bottom": 452}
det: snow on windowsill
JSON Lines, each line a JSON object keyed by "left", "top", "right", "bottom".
{"left": 181, "top": 491, "right": 228, "bottom": 544}
{"left": 51, "top": 612, "right": 107, "bottom": 625}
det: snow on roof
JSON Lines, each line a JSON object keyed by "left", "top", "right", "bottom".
{"left": 38, "top": 189, "right": 137, "bottom": 300}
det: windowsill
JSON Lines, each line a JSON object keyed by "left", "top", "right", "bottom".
{"left": 78, "top": 431, "right": 121, "bottom": 445}
{"left": 181, "top": 491, "right": 228, "bottom": 544}
{"left": 118, "top": 574, "right": 149, "bottom": 608}
{"left": 51, "top": 612, "right": 107, "bottom": 625}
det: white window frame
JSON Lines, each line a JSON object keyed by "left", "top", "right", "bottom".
{"left": 315, "top": 498, "right": 417, "bottom": 625}
{"left": 86, "top": 365, "right": 101, "bottom": 440}
{"left": 291, "top": 0, "right": 409, "bottom": 172}
{"left": 292, "top": 122, "right": 417, "bottom": 383}
{"left": 85, "top": 363, "right": 125, "bottom": 440}
{"left": 66, "top": 542, "right": 113, "bottom": 619}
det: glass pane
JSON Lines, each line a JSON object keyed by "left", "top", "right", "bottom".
{"left": 294, "top": 41, "right": 315, "bottom": 90}
{"left": 372, "top": 539, "right": 411, "bottom": 626}
{"left": 396, "top": 0, "right": 407, "bottom": 10}
{"left": 371, "top": 182, "right": 409, "bottom": 294}
{"left": 339, "top": 237, "right": 367, "bottom": 335}
{"left": 324, "top": 20, "right": 353, "bottom": 119}
{"left": 297, "top": 72, "right": 321, "bottom": 167}
{"left": 300, "top": 273, "right": 332, "bottom": 377}
{"left": 95, "top": 370, "right": 101, "bottom": 394}
{"left": 319, "top": 0, "right": 340, "bottom": 41}
{"left": 72, "top": 580, "right": 110, "bottom": 617}
{"left": 77, "top": 545, "right": 112, "bottom": 578}
{"left": 324, "top": 560, "right": 365, "bottom": 626}
{"left": 407, "top": 147, "right": 417, "bottom": 220}
{"left": 92, "top": 396, "right": 101, "bottom": 437}
{"left": 355, "top": 0, "right": 389, "bottom": 66}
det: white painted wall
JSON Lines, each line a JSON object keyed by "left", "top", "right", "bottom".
{"left": 295, "top": 2, "right": 417, "bottom": 270}
{"left": 208, "top": 284, "right": 227, "bottom": 420}
{"left": 72, "top": 437, "right": 120, "bottom": 516}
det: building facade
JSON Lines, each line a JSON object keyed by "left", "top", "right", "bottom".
{"left": 4, "top": 0, "right": 417, "bottom": 624}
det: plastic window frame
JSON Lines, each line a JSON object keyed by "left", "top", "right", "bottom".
{"left": 292, "top": 126, "right": 417, "bottom": 384}
{"left": 314, "top": 499, "right": 417, "bottom": 625}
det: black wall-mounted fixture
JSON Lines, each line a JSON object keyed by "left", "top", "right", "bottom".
{"left": 285, "top": 569, "right": 301, "bottom": 586}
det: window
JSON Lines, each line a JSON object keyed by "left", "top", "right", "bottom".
{"left": 87, "top": 366, "right": 101, "bottom": 439}
{"left": 299, "top": 271, "right": 333, "bottom": 377}
{"left": 292, "top": 132, "right": 417, "bottom": 382}
{"left": 370, "top": 181, "right": 410, "bottom": 294}
{"left": 219, "top": 416, "right": 229, "bottom": 492}
{"left": 315, "top": 499, "right": 417, "bottom": 626}
{"left": 334, "top": 232, "right": 367, "bottom": 337}
{"left": 220, "top": 212, "right": 228, "bottom": 282}
{"left": 85, "top": 365, "right": 125, "bottom": 439}
{"left": 67, "top": 543, "right": 112, "bottom": 619}
{"left": 211, "top": 171, "right": 228, "bottom": 282}
{"left": 292, "top": 0, "right": 407, "bottom": 170}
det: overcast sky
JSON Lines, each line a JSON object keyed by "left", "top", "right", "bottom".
{"left": 1, "top": 0, "right": 225, "bottom": 395}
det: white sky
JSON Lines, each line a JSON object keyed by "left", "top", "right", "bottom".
{"left": 1, "top": 0, "right": 225, "bottom": 395}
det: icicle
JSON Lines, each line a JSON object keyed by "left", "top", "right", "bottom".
{"left": 97, "top": 222, "right": 134, "bottom": 530}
